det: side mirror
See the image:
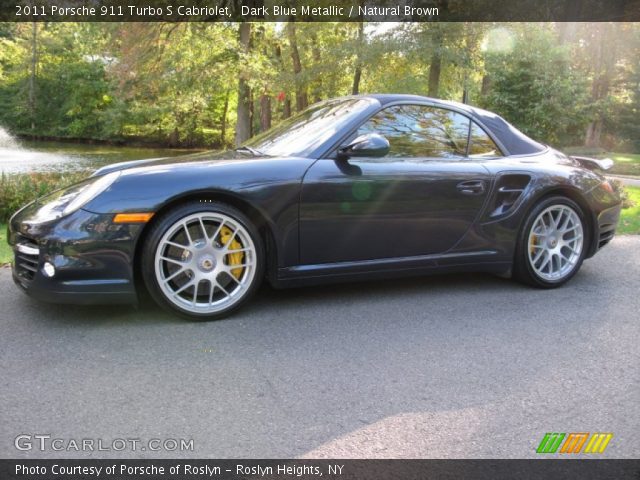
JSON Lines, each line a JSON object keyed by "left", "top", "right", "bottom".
{"left": 338, "top": 133, "right": 390, "bottom": 159}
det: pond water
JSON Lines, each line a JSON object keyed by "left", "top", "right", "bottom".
{"left": 0, "top": 127, "right": 198, "bottom": 174}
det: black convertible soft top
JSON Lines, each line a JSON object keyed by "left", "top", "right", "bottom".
{"left": 367, "top": 94, "right": 547, "bottom": 156}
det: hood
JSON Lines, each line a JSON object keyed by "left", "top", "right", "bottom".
{"left": 91, "top": 150, "right": 267, "bottom": 176}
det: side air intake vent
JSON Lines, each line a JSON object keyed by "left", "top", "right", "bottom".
{"left": 490, "top": 174, "right": 531, "bottom": 217}
{"left": 14, "top": 235, "right": 40, "bottom": 283}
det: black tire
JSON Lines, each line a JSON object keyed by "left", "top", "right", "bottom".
{"left": 513, "top": 195, "right": 588, "bottom": 288}
{"left": 141, "top": 201, "right": 265, "bottom": 320}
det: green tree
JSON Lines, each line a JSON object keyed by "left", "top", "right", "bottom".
{"left": 481, "top": 26, "right": 589, "bottom": 145}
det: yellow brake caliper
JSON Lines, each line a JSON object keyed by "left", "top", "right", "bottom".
{"left": 219, "top": 226, "right": 244, "bottom": 279}
{"left": 530, "top": 234, "right": 537, "bottom": 255}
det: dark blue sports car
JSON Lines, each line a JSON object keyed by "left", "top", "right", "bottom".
{"left": 8, "top": 95, "right": 622, "bottom": 319}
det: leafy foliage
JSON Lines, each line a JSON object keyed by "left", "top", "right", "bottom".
{"left": 480, "top": 27, "right": 590, "bottom": 145}
{"left": 0, "top": 22, "right": 638, "bottom": 150}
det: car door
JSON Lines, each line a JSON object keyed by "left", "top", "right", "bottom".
{"left": 299, "top": 103, "right": 499, "bottom": 265}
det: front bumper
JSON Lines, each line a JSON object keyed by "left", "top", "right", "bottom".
{"left": 9, "top": 207, "right": 141, "bottom": 305}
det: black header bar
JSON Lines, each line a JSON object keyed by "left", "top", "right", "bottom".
{"left": 1, "top": 0, "right": 639, "bottom": 22}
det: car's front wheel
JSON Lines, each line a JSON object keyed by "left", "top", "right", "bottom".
{"left": 514, "top": 196, "right": 587, "bottom": 288}
{"left": 142, "top": 202, "right": 264, "bottom": 320}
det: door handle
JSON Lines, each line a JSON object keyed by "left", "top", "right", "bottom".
{"left": 456, "top": 180, "right": 485, "bottom": 195}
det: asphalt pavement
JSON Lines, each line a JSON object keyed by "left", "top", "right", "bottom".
{"left": 1, "top": 237, "right": 638, "bottom": 459}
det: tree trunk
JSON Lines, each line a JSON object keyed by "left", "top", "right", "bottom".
{"left": 286, "top": 22, "right": 307, "bottom": 112}
{"left": 283, "top": 99, "right": 292, "bottom": 119}
{"left": 352, "top": 68, "right": 362, "bottom": 96}
{"left": 260, "top": 94, "right": 271, "bottom": 132}
{"left": 427, "top": 55, "right": 441, "bottom": 98}
{"left": 584, "top": 23, "right": 616, "bottom": 149}
{"left": 461, "top": 84, "right": 469, "bottom": 104}
{"left": 585, "top": 121, "right": 603, "bottom": 148}
{"left": 352, "top": 21, "right": 365, "bottom": 95}
{"left": 168, "top": 127, "right": 179, "bottom": 147}
{"left": 235, "top": 23, "right": 252, "bottom": 146}
{"left": 29, "top": 22, "right": 37, "bottom": 131}
{"left": 221, "top": 89, "right": 230, "bottom": 146}
{"left": 249, "top": 88, "right": 254, "bottom": 137}
{"left": 480, "top": 75, "right": 491, "bottom": 96}
{"left": 274, "top": 43, "right": 291, "bottom": 119}
{"left": 427, "top": 28, "right": 443, "bottom": 98}
{"left": 309, "top": 29, "right": 322, "bottom": 102}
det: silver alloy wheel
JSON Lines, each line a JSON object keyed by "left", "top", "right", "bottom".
{"left": 527, "top": 204, "right": 584, "bottom": 282}
{"left": 154, "top": 212, "right": 257, "bottom": 314}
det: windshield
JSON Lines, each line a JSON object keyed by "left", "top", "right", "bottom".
{"left": 244, "top": 98, "right": 377, "bottom": 157}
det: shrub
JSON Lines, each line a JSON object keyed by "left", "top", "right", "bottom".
{"left": 0, "top": 171, "right": 89, "bottom": 223}
{"left": 609, "top": 180, "right": 636, "bottom": 209}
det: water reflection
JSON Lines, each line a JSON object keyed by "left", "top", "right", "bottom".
{"left": 0, "top": 127, "right": 196, "bottom": 174}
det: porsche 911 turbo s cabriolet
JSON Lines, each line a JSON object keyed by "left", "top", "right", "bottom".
{"left": 8, "top": 94, "right": 622, "bottom": 319}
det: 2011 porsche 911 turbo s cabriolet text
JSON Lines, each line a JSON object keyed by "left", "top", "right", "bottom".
{"left": 8, "top": 95, "right": 622, "bottom": 319}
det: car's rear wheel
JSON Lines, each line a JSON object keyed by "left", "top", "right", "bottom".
{"left": 514, "top": 196, "right": 587, "bottom": 288}
{"left": 142, "top": 202, "right": 264, "bottom": 320}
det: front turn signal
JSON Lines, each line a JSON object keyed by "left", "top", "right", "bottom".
{"left": 113, "top": 212, "right": 154, "bottom": 223}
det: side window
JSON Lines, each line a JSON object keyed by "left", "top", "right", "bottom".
{"left": 358, "top": 105, "right": 470, "bottom": 159}
{"left": 468, "top": 122, "right": 502, "bottom": 157}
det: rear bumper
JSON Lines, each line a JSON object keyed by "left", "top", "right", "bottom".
{"left": 585, "top": 203, "right": 621, "bottom": 258}
{"left": 8, "top": 208, "right": 140, "bottom": 305}
{"left": 595, "top": 203, "right": 621, "bottom": 249}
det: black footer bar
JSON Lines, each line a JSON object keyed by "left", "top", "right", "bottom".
{"left": 1, "top": 459, "right": 640, "bottom": 480}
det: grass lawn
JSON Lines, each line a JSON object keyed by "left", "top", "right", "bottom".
{"left": 619, "top": 186, "right": 640, "bottom": 235}
{"left": 609, "top": 153, "right": 640, "bottom": 177}
{"left": 0, "top": 223, "right": 11, "bottom": 265}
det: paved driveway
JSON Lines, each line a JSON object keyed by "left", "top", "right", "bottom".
{"left": 608, "top": 175, "right": 640, "bottom": 187}
{"left": 1, "top": 237, "right": 638, "bottom": 458}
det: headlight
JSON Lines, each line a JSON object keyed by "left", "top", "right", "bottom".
{"left": 61, "top": 171, "right": 120, "bottom": 215}
{"left": 28, "top": 172, "right": 120, "bottom": 223}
